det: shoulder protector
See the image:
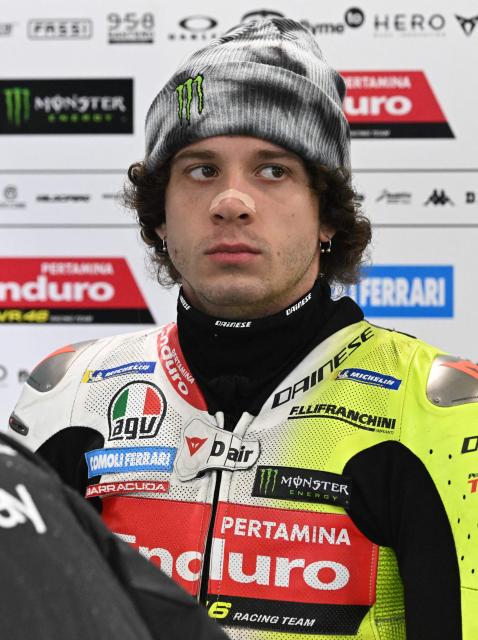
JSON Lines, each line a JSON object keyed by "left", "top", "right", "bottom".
{"left": 9, "top": 339, "right": 102, "bottom": 449}
{"left": 26, "top": 341, "right": 96, "bottom": 393}
{"left": 426, "top": 354, "right": 478, "bottom": 407}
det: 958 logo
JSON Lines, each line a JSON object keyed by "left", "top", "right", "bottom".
{"left": 107, "top": 12, "right": 155, "bottom": 44}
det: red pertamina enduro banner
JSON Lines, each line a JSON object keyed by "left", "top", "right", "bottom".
{"left": 0, "top": 257, "right": 154, "bottom": 323}
{"left": 340, "top": 70, "right": 454, "bottom": 138}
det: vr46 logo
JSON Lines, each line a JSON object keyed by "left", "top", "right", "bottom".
{"left": 108, "top": 381, "right": 166, "bottom": 441}
{"left": 175, "top": 74, "right": 203, "bottom": 125}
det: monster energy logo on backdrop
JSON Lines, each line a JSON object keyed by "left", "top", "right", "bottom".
{"left": 175, "top": 74, "right": 203, "bottom": 125}
{"left": 3, "top": 87, "right": 30, "bottom": 127}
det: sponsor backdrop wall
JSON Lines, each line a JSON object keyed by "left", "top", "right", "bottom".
{"left": 1, "top": 1, "right": 477, "bottom": 428}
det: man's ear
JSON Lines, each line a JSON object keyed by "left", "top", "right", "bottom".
{"left": 319, "top": 224, "right": 336, "bottom": 242}
{"left": 155, "top": 224, "right": 166, "bottom": 240}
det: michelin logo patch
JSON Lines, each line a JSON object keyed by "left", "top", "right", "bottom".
{"left": 82, "top": 361, "right": 156, "bottom": 383}
{"left": 337, "top": 368, "right": 401, "bottom": 390}
{"left": 85, "top": 446, "right": 176, "bottom": 478}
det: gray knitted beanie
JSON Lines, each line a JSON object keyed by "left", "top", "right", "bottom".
{"left": 144, "top": 17, "right": 350, "bottom": 172}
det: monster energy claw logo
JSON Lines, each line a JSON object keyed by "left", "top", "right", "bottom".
{"left": 259, "top": 467, "right": 278, "bottom": 495}
{"left": 3, "top": 88, "right": 30, "bottom": 127}
{"left": 175, "top": 74, "right": 203, "bottom": 125}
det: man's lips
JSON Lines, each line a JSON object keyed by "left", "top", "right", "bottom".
{"left": 205, "top": 243, "right": 261, "bottom": 263}
{"left": 205, "top": 243, "right": 261, "bottom": 255}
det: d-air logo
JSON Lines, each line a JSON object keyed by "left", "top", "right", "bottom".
{"left": 3, "top": 87, "right": 30, "bottom": 127}
{"left": 175, "top": 74, "right": 203, "bottom": 125}
{"left": 108, "top": 381, "right": 166, "bottom": 441}
{"left": 175, "top": 418, "right": 260, "bottom": 481}
{"left": 253, "top": 466, "right": 352, "bottom": 508}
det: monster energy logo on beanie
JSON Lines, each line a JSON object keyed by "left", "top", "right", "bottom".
{"left": 252, "top": 465, "right": 352, "bottom": 508}
{"left": 175, "top": 74, "right": 203, "bottom": 125}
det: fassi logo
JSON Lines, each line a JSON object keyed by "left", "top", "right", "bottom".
{"left": 341, "top": 71, "right": 453, "bottom": 138}
{"left": 0, "top": 258, "right": 153, "bottom": 324}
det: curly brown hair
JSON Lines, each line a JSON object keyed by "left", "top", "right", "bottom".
{"left": 123, "top": 158, "right": 371, "bottom": 287}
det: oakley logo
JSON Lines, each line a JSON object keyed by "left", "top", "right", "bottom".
{"left": 175, "top": 74, "right": 204, "bottom": 125}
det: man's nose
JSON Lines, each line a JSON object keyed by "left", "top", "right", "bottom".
{"left": 209, "top": 188, "right": 256, "bottom": 223}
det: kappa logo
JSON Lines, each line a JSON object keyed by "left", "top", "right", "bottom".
{"left": 0, "top": 484, "right": 47, "bottom": 534}
{"left": 108, "top": 381, "right": 166, "bottom": 441}
{"left": 186, "top": 436, "right": 207, "bottom": 456}
{"left": 175, "top": 74, "right": 204, "bottom": 125}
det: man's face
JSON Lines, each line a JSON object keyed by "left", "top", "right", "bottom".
{"left": 159, "top": 136, "right": 331, "bottom": 318}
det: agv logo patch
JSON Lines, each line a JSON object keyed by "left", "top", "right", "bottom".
{"left": 108, "top": 381, "right": 166, "bottom": 441}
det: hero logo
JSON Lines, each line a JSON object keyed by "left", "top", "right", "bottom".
{"left": 112, "top": 501, "right": 377, "bottom": 605}
{"left": 0, "top": 258, "right": 153, "bottom": 324}
{"left": 346, "top": 265, "right": 453, "bottom": 318}
{"left": 341, "top": 71, "right": 453, "bottom": 138}
{"left": 108, "top": 381, "right": 166, "bottom": 441}
{"left": 157, "top": 323, "right": 207, "bottom": 409}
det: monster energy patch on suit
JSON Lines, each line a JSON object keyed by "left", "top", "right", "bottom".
{"left": 252, "top": 466, "right": 352, "bottom": 508}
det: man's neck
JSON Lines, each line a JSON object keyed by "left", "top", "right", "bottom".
{"left": 175, "top": 278, "right": 364, "bottom": 426}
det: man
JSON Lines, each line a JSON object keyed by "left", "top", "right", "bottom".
{"left": 0, "top": 430, "right": 226, "bottom": 640}
{"left": 9, "top": 17, "right": 477, "bottom": 640}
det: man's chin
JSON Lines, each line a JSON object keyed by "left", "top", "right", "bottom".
{"left": 186, "top": 276, "right": 270, "bottom": 316}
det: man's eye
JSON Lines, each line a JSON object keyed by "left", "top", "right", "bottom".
{"left": 189, "top": 165, "right": 217, "bottom": 180}
{"left": 259, "top": 165, "right": 286, "bottom": 180}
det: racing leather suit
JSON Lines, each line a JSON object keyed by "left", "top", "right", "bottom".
{"left": 9, "top": 280, "right": 477, "bottom": 639}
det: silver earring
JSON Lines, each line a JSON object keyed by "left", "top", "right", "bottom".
{"left": 160, "top": 237, "right": 168, "bottom": 255}
{"left": 320, "top": 238, "right": 332, "bottom": 254}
